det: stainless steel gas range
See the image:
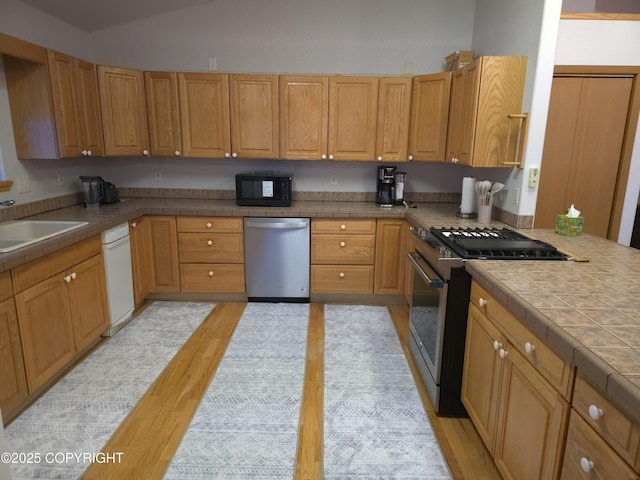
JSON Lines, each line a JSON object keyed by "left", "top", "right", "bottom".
{"left": 407, "top": 226, "right": 566, "bottom": 417}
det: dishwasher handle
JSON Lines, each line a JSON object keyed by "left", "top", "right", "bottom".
{"left": 245, "top": 219, "right": 309, "bottom": 229}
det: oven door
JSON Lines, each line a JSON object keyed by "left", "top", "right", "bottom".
{"left": 408, "top": 252, "right": 447, "bottom": 386}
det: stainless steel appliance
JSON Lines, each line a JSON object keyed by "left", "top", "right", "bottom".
{"left": 395, "top": 171, "right": 406, "bottom": 205}
{"left": 79, "top": 176, "right": 119, "bottom": 206}
{"left": 407, "top": 226, "right": 567, "bottom": 417}
{"left": 376, "top": 165, "right": 396, "bottom": 207}
{"left": 244, "top": 217, "right": 310, "bottom": 302}
{"left": 236, "top": 172, "right": 293, "bottom": 207}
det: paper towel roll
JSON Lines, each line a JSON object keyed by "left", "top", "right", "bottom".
{"left": 460, "top": 176, "right": 476, "bottom": 214}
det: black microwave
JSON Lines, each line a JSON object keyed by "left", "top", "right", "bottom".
{"left": 235, "top": 172, "right": 293, "bottom": 207}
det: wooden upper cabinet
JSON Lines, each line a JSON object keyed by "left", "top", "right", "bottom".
{"left": 144, "top": 71, "right": 182, "bottom": 157}
{"left": 446, "top": 56, "right": 526, "bottom": 167}
{"left": 177, "top": 72, "right": 231, "bottom": 158}
{"left": 98, "top": 65, "right": 149, "bottom": 156}
{"left": 74, "top": 59, "right": 105, "bottom": 157}
{"left": 279, "top": 75, "right": 329, "bottom": 160}
{"left": 328, "top": 76, "right": 379, "bottom": 161}
{"left": 407, "top": 72, "right": 452, "bottom": 162}
{"left": 229, "top": 74, "right": 279, "bottom": 159}
{"left": 376, "top": 77, "right": 412, "bottom": 163}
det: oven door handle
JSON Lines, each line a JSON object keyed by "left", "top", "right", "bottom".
{"left": 408, "top": 252, "right": 444, "bottom": 289}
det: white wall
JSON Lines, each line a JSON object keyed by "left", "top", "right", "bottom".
{"left": 555, "top": 19, "right": 640, "bottom": 245}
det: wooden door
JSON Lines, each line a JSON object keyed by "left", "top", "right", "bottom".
{"left": 536, "top": 76, "right": 633, "bottom": 238}
{"left": 0, "top": 297, "right": 28, "bottom": 420}
{"left": 229, "top": 74, "right": 279, "bottom": 158}
{"left": 461, "top": 304, "right": 503, "bottom": 452}
{"left": 374, "top": 219, "right": 406, "bottom": 295}
{"left": 145, "top": 71, "right": 181, "bottom": 157}
{"left": 130, "top": 216, "right": 152, "bottom": 305}
{"left": 376, "top": 77, "right": 412, "bottom": 162}
{"left": 47, "top": 50, "right": 83, "bottom": 157}
{"left": 68, "top": 254, "right": 109, "bottom": 352}
{"left": 279, "top": 75, "right": 329, "bottom": 160}
{"left": 328, "top": 76, "right": 379, "bottom": 161}
{"left": 98, "top": 65, "right": 149, "bottom": 156}
{"left": 457, "top": 60, "right": 481, "bottom": 166}
{"left": 493, "top": 343, "right": 569, "bottom": 480}
{"left": 408, "top": 72, "right": 451, "bottom": 162}
{"left": 15, "top": 275, "right": 75, "bottom": 392}
{"left": 75, "top": 59, "right": 104, "bottom": 157}
{"left": 148, "top": 216, "right": 180, "bottom": 292}
{"left": 178, "top": 72, "right": 231, "bottom": 158}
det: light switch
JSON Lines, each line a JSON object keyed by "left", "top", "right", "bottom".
{"left": 528, "top": 167, "right": 540, "bottom": 188}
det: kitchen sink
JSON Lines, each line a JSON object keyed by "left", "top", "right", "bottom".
{"left": 0, "top": 220, "right": 89, "bottom": 253}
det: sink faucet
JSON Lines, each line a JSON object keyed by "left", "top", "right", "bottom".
{"left": 0, "top": 200, "right": 15, "bottom": 207}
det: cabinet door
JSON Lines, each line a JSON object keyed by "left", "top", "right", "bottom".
{"left": 407, "top": 72, "right": 451, "bottom": 162}
{"left": 98, "top": 65, "right": 149, "bottom": 156}
{"left": 145, "top": 71, "right": 182, "bottom": 157}
{"left": 494, "top": 341, "right": 569, "bottom": 480}
{"left": 130, "top": 216, "right": 152, "bottom": 305}
{"left": 229, "top": 74, "right": 279, "bottom": 158}
{"left": 15, "top": 275, "right": 75, "bottom": 392}
{"left": 148, "top": 216, "right": 180, "bottom": 292}
{"left": 328, "top": 76, "right": 379, "bottom": 161}
{"left": 376, "top": 77, "right": 412, "bottom": 162}
{"left": 178, "top": 72, "right": 231, "bottom": 158}
{"left": 0, "top": 297, "right": 28, "bottom": 420}
{"left": 68, "top": 254, "right": 109, "bottom": 352}
{"left": 446, "top": 61, "right": 480, "bottom": 166}
{"left": 74, "top": 58, "right": 104, "bottom": 157}
{"left": 279, "top": 75, "right": 329, "bottom": 160}
{"left": 461, "top": 304, "right": 504, "bottom": 451}
{"left": 374, "top": 219, "right": 406, "bottom": 295}
{"left": 47, "top": 50, "right": 83, "bottom": 157}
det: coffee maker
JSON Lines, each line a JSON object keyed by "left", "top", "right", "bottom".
{"left": 376, "top": 166, "right": 396, "bottom": 207}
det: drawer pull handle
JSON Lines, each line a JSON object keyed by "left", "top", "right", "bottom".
{"left": 479, "top": 297, "right": 487, "bottom": 307}
{"left": 340, "top": 224, "right": 346, "bottom": 230}
{"left": 493, "top": 340, "right": 502, "bottom": 351}
{"left": 525, "top": 342, "right": 536, "bottom": 354}
{"left": 499, "top": 348, "right": 508, "bottom": 359}
{"left": 207, "top": 240, "right": 213, "bottom": 246}
{"left": 340, "top": 241, "right": 346, "bottom": 247}
{"left": 588, "top": 405, "right": 604, "bottom": 420}
{"left": 580, "top": 457, "right": 594, "bottom": 473}
{"left": 206, "top": 222, "right": 212, "bottom": 228}
{"left": 339, "top": 272, "right": 345, "bottom": 278}
{"left": 208, "top": 271, "right": 214, "bottom": 277}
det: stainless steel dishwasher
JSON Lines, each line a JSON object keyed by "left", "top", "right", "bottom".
{"left": 244, "top": 217, "right": 310, "bottom": 302}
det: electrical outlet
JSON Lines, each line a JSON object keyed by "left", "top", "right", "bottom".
{"left": 57, "top": 173, "right": 63, "bottom": 187}
{"left": 528, "top": 167, "right": 540, "bottom": 188}
{"left": 330, "top": 174, "right": 338, "bottom": 186}
{"left": 513, "top": 187, "right": 520, "bottom": 205}
{"left": 404, "top": 61, "right": 414, "bottom": 74}
{"left": 17, "top": 175, "right": 30, "bottom": 193}
{"left": 208, "top": 57, "right": 217, "bottom": 71}
{"left": 155, "top": 170, "right": 163, "bottom": 182}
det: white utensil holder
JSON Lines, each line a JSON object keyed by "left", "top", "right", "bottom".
{"left": 478, "top": 204, "right": 492, "bottom": 224}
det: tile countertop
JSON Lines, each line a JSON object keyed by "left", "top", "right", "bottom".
{"left": 2, "top": 198, "right": 639, "bottom": 422}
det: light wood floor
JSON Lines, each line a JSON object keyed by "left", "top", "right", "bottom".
{"left": 82, "top": 301, "right": 501, "bottom": 479}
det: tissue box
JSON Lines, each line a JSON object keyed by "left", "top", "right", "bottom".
{"left": 555, "top": 215, "right": 584, "bottom": 236}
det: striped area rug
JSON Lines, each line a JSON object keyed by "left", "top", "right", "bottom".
{"left": 323, "top": 305, "right": 451, "bottom": 479}
{"left": 165, "top": 302, "right": 310, "bottom": 480}
{"left": 4, "top": 301, "right": 214, "bottom": 480}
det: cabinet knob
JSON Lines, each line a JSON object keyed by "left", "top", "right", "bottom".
{"left": 328, "top": 154, "right": 334, "bottom": 160}
{"left": 493, "top": 340, "right": 502, "bottom": 351}
{"left": 175, "top": 150, "right": 180, "bottom": 156}
{"left": 321, "top": 154, "right": 327, "bottom": 160}
{"left": 208, "top": 271, "right": 214, "bottom": 277}
{"left": 580, "top": 457, "right": 595, "bottom": 473}
{"left": 339, "top": 272, "right": 345, "bottom": 278}
{"left": 499, "top": 348, "right": 508, "bottom": 359}
{"left": 340, "top": 241, "right": 346, "bottom": 247}
{"left": 377, "top": 156, "right": 383, "bottom": 161}
{"left": 87, "top": 150, "right": 92, "bottom": 156}
{"left": 206, "top": 222, "right": 212, "bottom": 228}
{"left": 225, "top": 152, "right": 231, "bottom": 158}
{"left": 451, "top": 157, "right": 459, "bottom": 164}
{"left": 81, "top": 150, "right": 88, "bottom": 156}
{"left": 207, "top": 240, "right": 213, "bottom": 246}
{"left": 71, "top": 272, "right": 77, "bottom": 280}
{"left": 143, "top": 149, "right": 149, "bottom": 156}
{"left": 588, "top": 404, "right": 604, "bottom": 420}
{"left": 408, "top": 155, "right": 414, "bottom": 161}
{"left": 232, "top": 152, "right": 238, "bottom": 158}
{"left": 525, "top": 342, "right": 536, "bottom": 354}
{"left": 131, "top": 222, "right": 137, "bottom": 228}
{"left": 64, "top": 275, "right": 72, "bottom": 283}
{"left": 340, "top": 224, "right": 346, "bottom": 230}
{"left": 479, "top": 297, "right": 487, "bottom": 307}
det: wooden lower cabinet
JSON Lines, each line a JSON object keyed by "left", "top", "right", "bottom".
{"left": 130, "top": 216, "right": 152, "bottom": 305}
{"left": 462, "top": 301, "right": 570, "bottom": 480}
{"left": 374, "top": 219, "right": 406, "bottom": 295}
{"left": 0, "top": 296, "right": 28, "bottom": 420}
{"left": 310, "top": 265, "right": 374, "bottom": 293}
{"left": 180, "top": 264, "right": 245, "bottom": 293}
{"left": 147, "top": 216, "right": 180, "bottom": 292}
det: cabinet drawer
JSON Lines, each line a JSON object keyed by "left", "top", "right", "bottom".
{"left": 178, "top": 233, "right": 244, "bottom": 263}
{"left": 573, "top": 375, "right": 640, "bottom": 471}
{"left": 0, "top": 270, "right": 13, "bottom": 302}
{"left": 310, "top": 265, "right": 374, "bottom": 293}
{"left": 561, "top": 410, "right": 638, "bottom": 479}
{"left": 470, "top": 282, "right": 574, "bottom": 399}
{"left": 312, "top": 219, "right": 376, "bottom": 235}
{"left": 177, "top": 217, "right": 243, "bottom": 233}
{"left": 180, "top": 264, "right": 245, "bottom": 293}
{"left": 311, "top": 235, "right": 375, "bottom": 264}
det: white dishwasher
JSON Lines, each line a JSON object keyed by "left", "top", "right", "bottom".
{"left": 101, "top": 223, "right": 135, "bottom": 336}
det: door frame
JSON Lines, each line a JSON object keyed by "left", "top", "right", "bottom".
{"left": 551, "top": 66, "right": 640, "bottom": 240}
